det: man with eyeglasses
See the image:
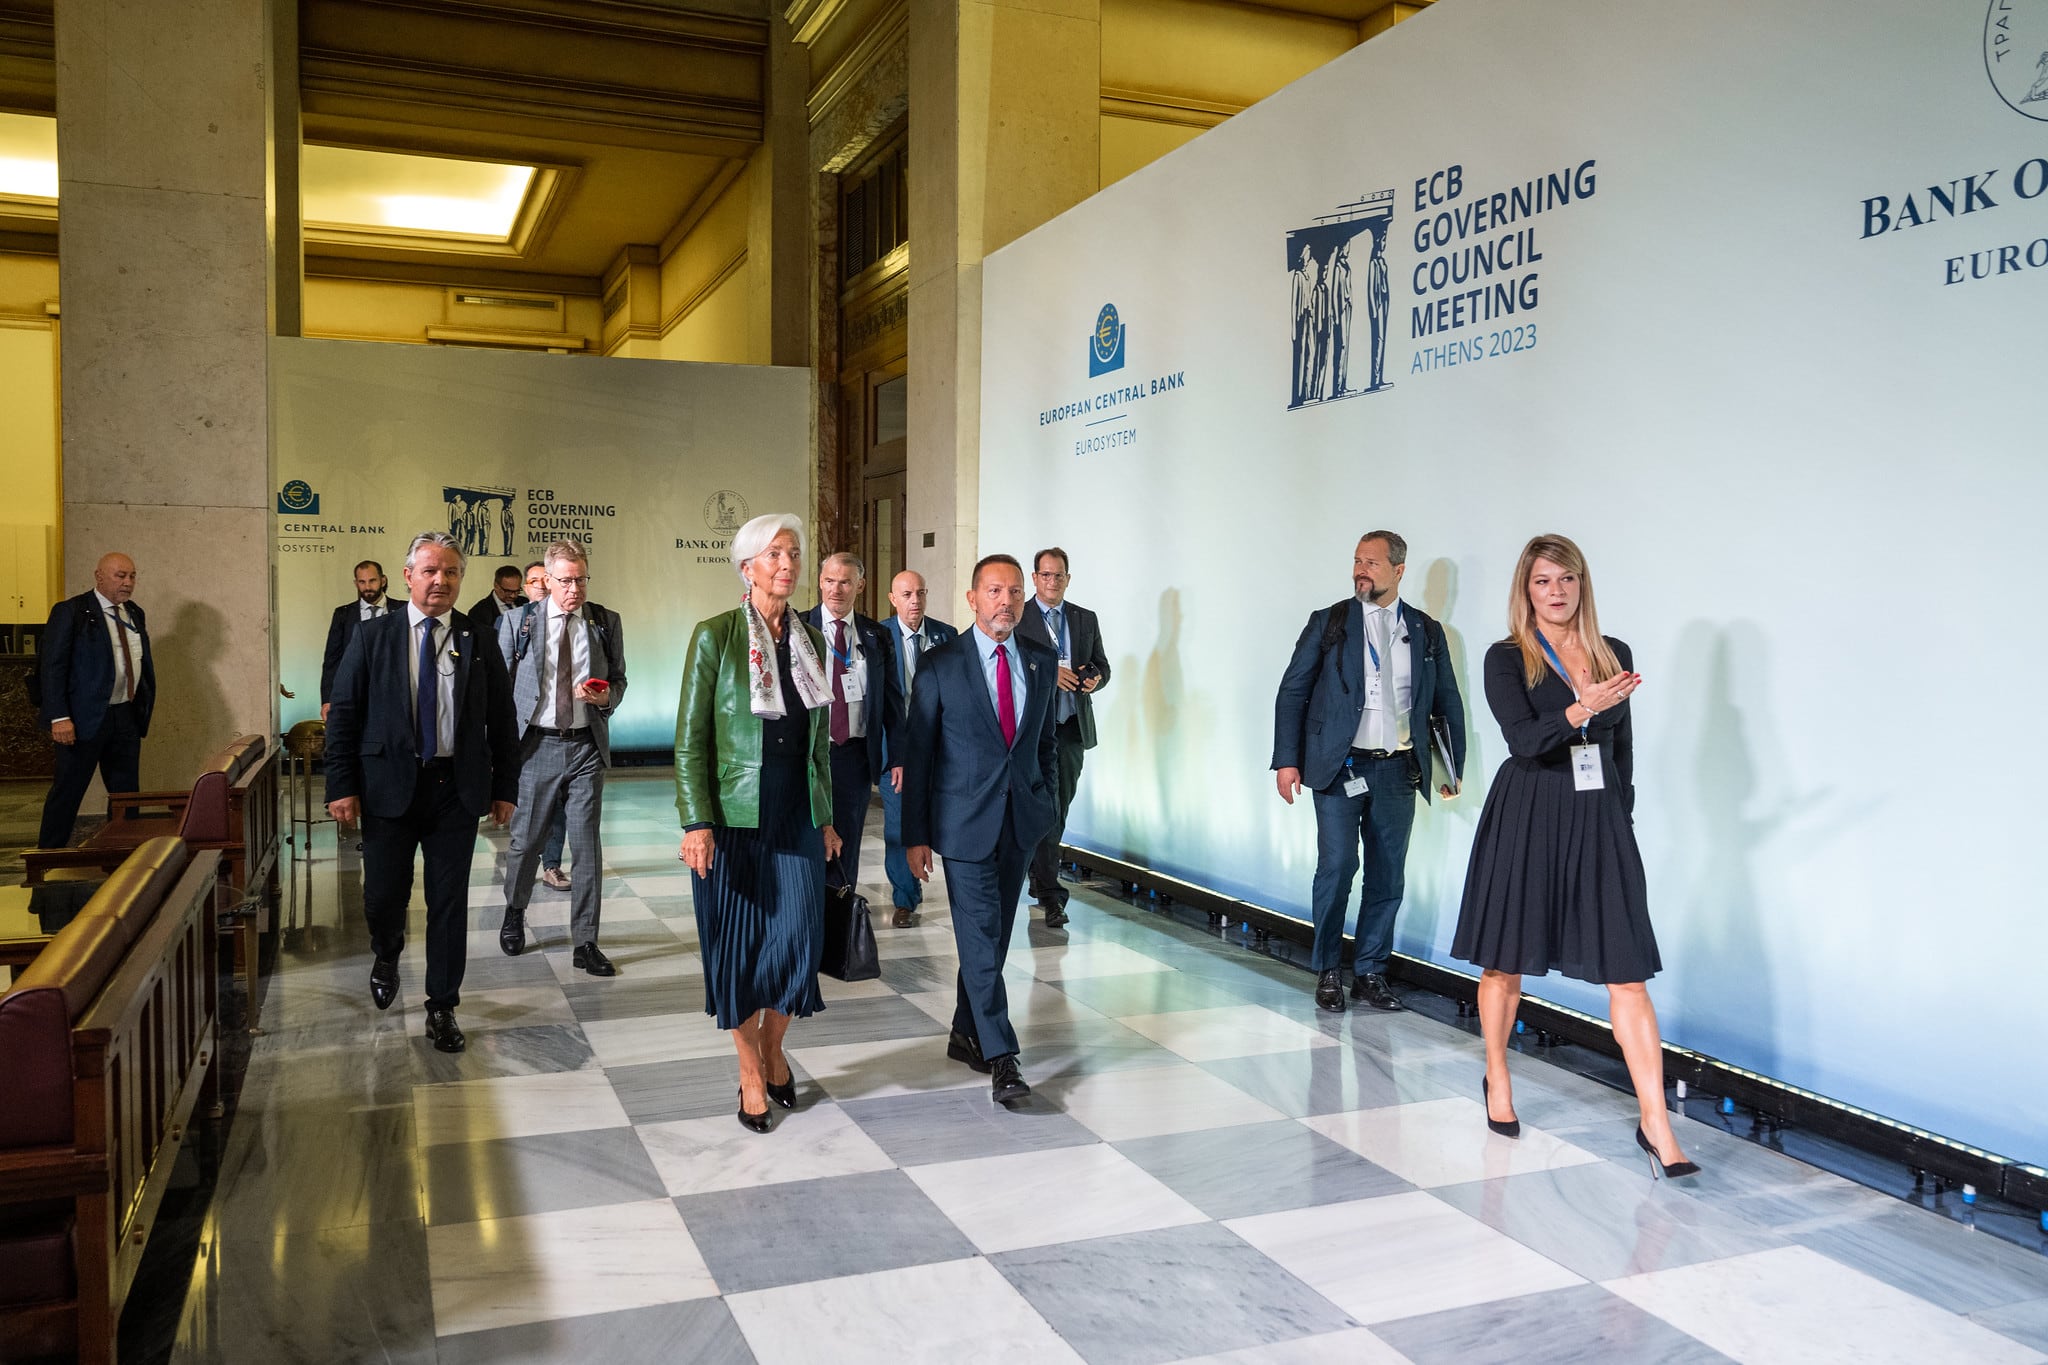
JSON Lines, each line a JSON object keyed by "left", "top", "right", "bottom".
{"left": 35, "top": 552, "right": 156, "bottom": 849}
{"left": 495, "top": 538, "right": 629, "bottom": 976}
{"left": 1013, "top": 547, "right": 1110, "bottom": 929}
{"left": 517, "top": 559, "right": 571, "bottom": 889}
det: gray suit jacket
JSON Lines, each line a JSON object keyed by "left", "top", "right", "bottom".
{"left": 496, "top": 599, "right": 629, "bottom": 765}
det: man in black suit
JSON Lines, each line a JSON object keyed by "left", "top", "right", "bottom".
{"left": 801, "top": 552, "right": 904, "bottom": 892}
{"left": 903, "top": 554, "right": 1059, "bottom": 1105}
{"left": 1272, "top": 530, "right": 1466, "bottom": 1013}
{"left": 1014, "top": 547, "right": 1111, "bottom": 929}
{"left": 325, "top": 531, "right": 521, "bottom": 1053}
{"left": 35, "top": 552, "right": 156, "bottom": 849}
{"left": 879, "top": 569, "right": 958, "bottom": 927}
{"left": 320, "top": 560, "right": 395, "bottom": 722}
{"left": 465, "top": 564, "right": 525, "bottom": 635}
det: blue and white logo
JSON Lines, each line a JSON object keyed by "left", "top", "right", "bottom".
{"left": 1286, "top": 190, "right": 1397, "bottom": 409}
{"left": 444, "top": 485, "right": 517, "bottom": 558}
{"left": 1088, "top": 303, "right": 1126, "bottom": 377}
{"left": 1987, "top": 0, "right": 2048, "bottom": 121}
{"left": 277, "top": 479, "right": 320, "bottom": 516}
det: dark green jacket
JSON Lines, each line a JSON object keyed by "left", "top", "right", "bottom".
{"left": 673, "top": 607, "right": 832, "bottom": 829}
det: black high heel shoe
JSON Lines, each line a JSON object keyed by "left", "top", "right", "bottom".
{"left": 1481, "top": 1076, "right": 1520, "bottom": 1138}
{"left": 765, "top": 1069, "right": 797, "bottom": 1110}
{"left": 1636, "top": 1125, "right": 1700, "bottom": 1179}
{"left": 737, "top": 1088, "right": 773, "bottom": 1134}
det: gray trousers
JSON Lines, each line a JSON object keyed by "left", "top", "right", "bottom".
{"left": 505, "top": 731, "right": 606, "bottom": 945}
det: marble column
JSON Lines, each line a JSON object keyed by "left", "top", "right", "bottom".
{"left": 56, "top": 0, "right": 295, "bottom": 788}
{"left": 907, "top": 0, "right": 1099, "bottom": 611}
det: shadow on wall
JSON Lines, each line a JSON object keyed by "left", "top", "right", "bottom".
{"left": 1406, "top": 556, "right": 1483, "bottom": 953}
{"left": 147, "top": 600, "right": 237, "bottom": 787}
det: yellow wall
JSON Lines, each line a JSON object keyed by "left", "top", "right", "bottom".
{"left": 0, "top": 252, "right": 62, "bottom": 620}
{"left": 302, "top": 276, "right": 604, "bottom": 349}
{"left": 655, "top": 164, "right": 754, "bottom": 365}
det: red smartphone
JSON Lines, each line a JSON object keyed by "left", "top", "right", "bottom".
{"left": 584, "top": 678, "right": 609, "bottom": 695}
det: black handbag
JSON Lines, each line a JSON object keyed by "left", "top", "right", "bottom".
{"left": 821, "top": 882, "right": 880, "bottom": 981}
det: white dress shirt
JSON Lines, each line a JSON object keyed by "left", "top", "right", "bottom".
{"left": 405, "top": 603, "right": 459, "bottom": 756}
{"left": 359, "top": 596, "right": 391, "bottom": 621}
{"left": 1350, "top": 596, "right": 1414, "bottom": 752}
{"left": 970, "top": 625, "right": 1028, "bottom": 739}
{"left": 899, "top": 620, "right": 927, "bottom": 692}
{"left": 96, "top": 590, "right": 140, "bottom": 707}
{"left": 823, "top": 607, "right": 867, "bottom": 739}
{"left": 531, "top": 600, "right": 592, "bottom": 729}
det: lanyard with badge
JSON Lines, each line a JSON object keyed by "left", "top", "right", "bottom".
{"left": 1537, "top": 632, "right": 1604, "bottom": 792}
{"left": 1346, "top": 610, "right": 1393, "bottom": 797}
{"left": 830, "top": 619, "right": 867, "bottom": 704}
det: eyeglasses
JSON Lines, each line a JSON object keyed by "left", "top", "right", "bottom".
{"left": 549, "top": 574, "right": 590, "bottom": 587}
{"left": 1034, "top": 571, "right": 1069, "bottom": 582}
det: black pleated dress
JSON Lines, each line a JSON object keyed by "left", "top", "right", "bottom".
{"left": 690, "top": 630, "right": 826, "bottom": 1029}
{"left": 1452, "top": 637, "right": 1661, "bottom": 984}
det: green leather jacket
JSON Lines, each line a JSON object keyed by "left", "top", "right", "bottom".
{"left": 673, "top": 607, "right": 832, "bottom": 829}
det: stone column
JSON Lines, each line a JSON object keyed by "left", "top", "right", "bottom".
{"left": 752, "top": 7, "right": 814, "bottom": 369}
{"left": 56, "top": 0, "right": 294, "bottom": 788}
{"left": 907, "top": 0, "right": 1099, "bottom": 611}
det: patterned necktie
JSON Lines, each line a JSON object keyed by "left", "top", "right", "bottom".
{"left": 905, "top": 630, "right": 922, "bottom": 691}
{"left": 830, "top": 618, "right": 850, "bottom": 744}
{"left": 416, "top": 617, "right": 439, "bottom": 760}
{"left": 114, "top": 606, "right": 136, "bottom": 703}
{"left": 554, "top": 609, "right": 574, "bottom": 727}
{"left": 995, "top": 644, "right": 1017, "bottom": 747}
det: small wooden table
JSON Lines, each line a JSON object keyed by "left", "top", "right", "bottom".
{"left": 0, "top": 877, "right": 106, "bottom": 975}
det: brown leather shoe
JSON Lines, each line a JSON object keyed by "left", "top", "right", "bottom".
{"left": 892, "top": 906, "right": 915, "bottom": 928}
{"left": 540, "top": 866, "right": 571, "bottom": 891}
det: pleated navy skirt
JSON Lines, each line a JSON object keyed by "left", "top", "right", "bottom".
{"left": 691, "top": 752, "right": 826, "bottom": 1029}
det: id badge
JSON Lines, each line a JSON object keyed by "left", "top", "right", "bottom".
{"left": 1365, "top": 672, "right": 1383, "bottom": 707}
{"left": 841, "top": 663, "right": 866, "bottom": 704}
{"left": 1343, "top": 773, "right": 1370, "bottom": 798}
{"left": 1571, "top": 744, "right": 1604, "bottom": 792}
{"left": 1059, "top": 655, "right": 1072, "bottom": 672}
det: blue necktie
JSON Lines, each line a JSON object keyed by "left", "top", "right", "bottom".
{"left": 417, "top": 617, "right": 439, "bottom": 760}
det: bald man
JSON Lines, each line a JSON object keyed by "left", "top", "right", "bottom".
{"left": 35, "top": 552, "right": 157, "bottom": 848}
{"left": 879, "top": 570, "right": 957, "bottom": 925}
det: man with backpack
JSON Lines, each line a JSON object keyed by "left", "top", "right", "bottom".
{"left": 1271, "top": 531, "right": 1466, "bottom": 1014}
{"left": 495, "top": 538, "right": 629, "bottom": 976}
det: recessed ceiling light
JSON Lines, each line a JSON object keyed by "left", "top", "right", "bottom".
{"left": 0, "top": 112, "right": 58, "bottom": 201}
{"left": 302, "top": 146, "right": 537, "bottom": 241}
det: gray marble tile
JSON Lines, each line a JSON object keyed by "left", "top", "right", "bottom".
{"left": 421, "top": 1125, "right": 668, "bottom": 1226}
{"left": 1401, "top": 1051, "right": 1638, "bottom": 1132}
{"left": 839, "top": 1085, "right": 1100, "bottom": 1167}
{"left": 560, "top": 973, "right": 706, "bottom": 1023}
{"left": 1795, "top": 1201, "right": 2048, "bottom": 1314}
{"left": 878, "top": 953, "right": 962, "bottom": 993}
{"left": 992, "top": 1220, "right": 1357, "bottom": 1365}
{"left": 1973, "top": 1297, "right": 2048, "bottom": 1354}
{"left": 443, "top": 950, "right": 564, "bottom": 992}
{"left": 436, "top": 1299, "right": 755, "bottom": 1364}
{"left": 1551, "top": 1116, "right": 1885, "bottom": 1226}
{"left": 642, "top": 894, "right": 695, "bottom": 919}
{"left": 1197, "top": 1047, "right": 1461, "bottom": 1119}
{"left": 608, "top": 1053, "right": 821, "bottom": 1125}
{"left": 673, "top": 1170, "right": 977, "bottom": 1294}
{"left": 1050, "top": 970, "right": 1255, "bottom": 1017}
{"left": 208, "top": 1101, "right": 422, "bottom": 1241}
{"left": 1016, "top": 1014, "right": 1181, "bottom": 1081}
{"left": 406, "top": 1023, "right": 597, "bottom": 1085}
{"left": 168, "top": 1220, "right": 436, "bottom": 1364}
{"left": 1115, "top": 1119, "right": 1412, "bottom": 1220}
{"left": 1431, "top": 1158, "right": 1785, "bottom": 1282}
{"left": 1373, "top": 1281, "right": 1733, "bottom": 1365}
{"left": 786, "top": 993, "right": 948, "bottom": 1047}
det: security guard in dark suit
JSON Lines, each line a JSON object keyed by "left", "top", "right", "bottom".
{"left": 35, "top": 552, "right": 156, "bottom": 849}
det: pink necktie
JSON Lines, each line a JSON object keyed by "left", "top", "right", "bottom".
{"left": 995, "top": 644, "right": 1016, "bottom": 747}
{"left": 830, "top": 619, "right": 850, "bottom": 745}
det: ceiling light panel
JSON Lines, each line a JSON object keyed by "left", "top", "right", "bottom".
{"left": 302, "top": 145, "right": 537, "bottom": 241}
{"left": 0, "top": 112, "right": 58, "bottom": 201}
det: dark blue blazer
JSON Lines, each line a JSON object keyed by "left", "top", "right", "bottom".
{"left": 323, "top": 607, "right": 522, "bottom": 819}
{"left": 900, "top": 629, "right": 1059, "bottom": 862}
{"left": 320, "top": 598, "right": 398, "bottom": 705}
{"left": 1271, "top": 598, "right": 1467, "bottom": 800}
{"left": 800, "top": 606, "right": 905, "bottom": 774}
{"left": 38, "top": 591, "right": 156, "bottom": 741}
{"left": 880, "top": 613, "right": 956, "bottom": 767}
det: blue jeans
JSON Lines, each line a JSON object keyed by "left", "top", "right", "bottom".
{"left": 541, "top": 805, "right": 567, "bottom": 870}
{"left": 1308, "top": 751, "right": 1418, "bottom": 973}
{"left": 879, "top": 769, "right": 921, "bottom": 911}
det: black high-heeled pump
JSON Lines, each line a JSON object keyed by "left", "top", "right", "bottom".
{"left": 765, "top": 1070, "right": 797, "bottom": 1110}
{"left": 737, "top": 1088, "right": 772, "bottom": 1134}
{"left": 1636, "top": 1125, "right": 1700, "bottom": 1179}
{"left": 1481, "top": 1076, "right": 1520, "bottom": 1138}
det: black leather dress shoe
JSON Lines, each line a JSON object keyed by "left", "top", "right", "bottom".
{"left": 989, "top": 1054, "right": 1030, "bottom": 1105}
{"left": 498, "top": 908, "right": 526, "bottom": 957}
{"left": 765, "top": 1070, "right": 797, "bottom": 1110}
{"left": 572, "top": 943, "right": 616, "bottom": 977}
{"left": 1351, "top": 972, "right": 1404, "bottom": 1012}
{"left": 1314, "top": 968, "right": 1345, "bottom": 1013}
{"left": 369, "top": 957, "right": 399, "bottom": 1011}
{"left": 737, "top": 1088, "right": 772, "bottom": 1133}
{"left": 947, "top": 1029, "right": 993, "bottom": 1073}
{"left": 424, "top": 1008, "right": 466, "bottom": 1053}
{"left": 1043, "top": 904, "right": 1070, "bottom": 930}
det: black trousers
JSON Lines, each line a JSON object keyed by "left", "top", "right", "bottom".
{"left": 827, "top": 740, "right": 873, "bottom": 889}
{"left": 38, "top": 702, "right": 142, "bottom": 849}
{"left": 1028, "top": 719, "right": 1086, "bottom": 905}
{"left": 360, "top": 763, "right": 476, "bottom": 1011}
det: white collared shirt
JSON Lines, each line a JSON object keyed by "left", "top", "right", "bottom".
{"left": 971, "top": 624, "right": 1027, "bottom": 740}
{"left": 1351, "top": 595, "right": 1414, "bottom": 752}
{"left": 405, "top": 603, "right": 460, "bottom": 756}
{"left": 531, "top": 600, "right": 592, "bottom": 729}
{"left": 822, "top": 607, "right": 867, "bottom": 739}
{"left": 899, "top": 619, "right": 927, "bottom": 691}
{"left": 93, "top": 590, "right": 139, "bottom": 709}
{"left": 359, "top": 596, "right": 391, "bottom": 621}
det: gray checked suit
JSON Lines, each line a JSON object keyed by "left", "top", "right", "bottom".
{"left": 497, "top": 598, "right": 628, "bottom": 947}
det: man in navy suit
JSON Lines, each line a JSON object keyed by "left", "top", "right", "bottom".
{"left": 878, "top": 569, "right": 957, "bottom": 927}
{"left": 801, "top": 552, "right": 904, "bottom": 892}
{"left": 320, "top": 560, "right": 395, "bottom": 722}
{"left": 902, "top": 554, "right": 1059, "bottom": 1105}
{"left": 36, "top": 552, "right": 156, "bottom": 849}
{"left": 1272, "top": 530, "right": 1466, "bottom": 1014}
{"left": 1014, "top": 547, "right": 1112, "bottom": 929}
{"left": 325, "top": 531, "right": 521, "bottom": 1053}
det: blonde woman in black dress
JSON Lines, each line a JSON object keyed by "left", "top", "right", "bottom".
{"left": 1452, "top": 534, "right": 1697, "bottom": 1178}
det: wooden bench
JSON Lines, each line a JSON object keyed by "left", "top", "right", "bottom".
{"left": 25, "top": 734, "right": 281, "bottom": 1028}
{"left": 0, "top": 838, "right": 220, "bottom": 1364}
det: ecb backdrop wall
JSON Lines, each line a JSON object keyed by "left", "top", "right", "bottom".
{"left": 979, "top": 0, "right": 2048, "bottom": 1162}
{"left": 273, "top": 338, "right": 811, "bottom": 751}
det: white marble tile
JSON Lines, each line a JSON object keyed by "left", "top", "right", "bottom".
{"left": 640, "top": 1102, "right": 895, "bottom": 1196}
{"left": 818, "top": 973, "right": 902, "bottom": 1002}
{"left": 784, "top": 1036, "right": 985, "bottom": 1102}
{"left": 1606, "top": 1244, "right": 2046, "bottom": 1365}
{"left": 428, "top": 1198, "right": 716, "bottom": 1336}
{"left": 413, "top": 1069, "right": 630, "bottom": 1148}
{"left": 581, "top": 1012, "right": 734, "bottom": 1069}
{"left": 456, "top": 985, "right": 579, "bottom": 1033}
{"left": 900, "top": 989, "right": 956, "bottom": 1026}
{"left": 907, "top": 1142, "right": 1206, "bottom": 1254}
{"left": 1228, "top": 1191, "right": 1583, "bottom": 1324}
{"left": 1037, "top": 1061, "right": 1285, "bottom": 1142}
{"left": 1171, "top": 1328, "right": 1410, "bottom": 1364}
{"left": 1014, "top": 940, "right": 1173, "bottom": 982}
{"left": 725, "top": 1256, "right": 1082, "bottom": 1365}
{"left": 1118, "top": 1005, "right": 1341, "bottom": 1062}
{"left": 876, "top": 924, "right": 967, "bottom": 960}
{"left": 1304, "top": 1096, "right": 1601, "bottom": 1188}
{"left": 545, "top": 944, "right": 702, "bottom": 986}
{"left": 624, "top": 873, "right": 696, "bottom": 897}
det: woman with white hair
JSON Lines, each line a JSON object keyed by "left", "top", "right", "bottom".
{"left": 675, "top": 513, "right": 842, "bottom": 1133}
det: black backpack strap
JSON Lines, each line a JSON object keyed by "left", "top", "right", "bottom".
{"left": 1318, "top": 598, "right": 1351, "bottom": 655}
{"left": 511, "top": 600, "right": 539, "bottom": 666}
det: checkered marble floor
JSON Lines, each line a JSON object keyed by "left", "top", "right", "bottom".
{"left": 165, "top": 772, "right": 2048, "bottom": 1364}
